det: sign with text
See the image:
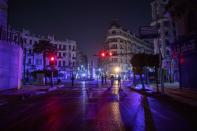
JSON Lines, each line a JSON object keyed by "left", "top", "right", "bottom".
{"left": 139, "top": 26, "right": 159, "bottom": 39}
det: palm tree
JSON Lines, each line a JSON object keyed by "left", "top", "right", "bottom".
{"left": 33, "top": 40, "right": 57, "bottom": 84}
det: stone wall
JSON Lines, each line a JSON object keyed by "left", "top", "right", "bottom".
{"left": 0, "top": 41, "right": 23, "bottom": 90}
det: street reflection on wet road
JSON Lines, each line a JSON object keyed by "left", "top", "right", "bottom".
{"left": 0, "top": 81, "right": 196, "bottom": 131}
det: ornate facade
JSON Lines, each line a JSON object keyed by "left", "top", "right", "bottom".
{"left": 102, "top": 22, "right": 153, "bottom": 79}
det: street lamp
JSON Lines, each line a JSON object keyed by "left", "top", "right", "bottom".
{"left": 114, "top": 67, "right": 120, "bottom": 75}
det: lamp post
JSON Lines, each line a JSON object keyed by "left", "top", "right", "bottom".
{"left": 114, "top": 66, "right": 120, "bottom": 77}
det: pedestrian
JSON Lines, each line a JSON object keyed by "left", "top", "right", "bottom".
{"left": 57, "top": 79, "right": 61, "bottom": 85}
{"left": 101, "top": 75, "right": 104, "bottom": 85}
{"left": 111, "top": 75, "right": 114, "bottom": 87}
{"left": 104, "top": 75, "right": 107, "bottom": 84}
{"left": 118, "top": 76, "right": 121, "bottom": 88}
{"left": 71, "top": 75, "right": 75, "bottom": 87}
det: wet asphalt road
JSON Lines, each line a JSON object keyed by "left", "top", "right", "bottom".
{"left": 0, "top": 81, "right": 197, "bottom": 131}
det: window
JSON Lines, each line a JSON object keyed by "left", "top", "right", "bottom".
{"left": 69, "top": 45, "right": 71, "bottom": 50}
{"left": 23, "top": 38, "right": 27, "bottom": 43}
{"left": 63, "top": 61, "right": 66, "bottom": 67}
{"left": 36, "top": 59, "right": 42, "bottom": 65}
{"left": 28, "top": 58, "right": 31, "bottom": 64}
{"left": 58, "top": 61, "right": 62, "bottom": 67}
{"left": 59, "top": 52, "right": 61, "bottom": 57}
{"left": 165, "top": 39, "right": 170, "bottom": 47}
{"left": 14, "top": 36, "right": 17, "bottom": 41}
{"left": 110, "top": 44, "right": 118, "bottom": 49}
{"left": 117, "top": 31, "right": 121, "bottom": 35}
{"left": 73, "top": 46, "right": 75, "bottom": 51}
{"left": 120, "top": 39, "right": 124, "bottom": 43}
{"left": 30, "top": 40, "right": 32, "bottom": 45}
{"left": 165, "top": 31, "right": 169, "bottom": 36}
{"left": 63, "top": 53, "right": 66, "bottom": 57}
{"left": 112, "top": 51, "right": 117, "bottom": 55}
{"left": 112, "top": 58, "right": 118, "bottom": 62}
{"left": 120, "top": 45, "right": 124, "bottom": 49}
{"left": 112, "top": 30, "right": 116, "bottom": 35}
{"left": 63, "top": 45, "right": 66, "bottom": 50}
{"left": 108, "top": 38, "right": 118, "bottom": 42}
{"left": 29, "top": 49, "right": 32, "bottom": 54}
{"left": 59, "top": 45, "right": 62, "bottom": 50}
{"left": 112, "top": 38, "right": 118, "bottom": 42}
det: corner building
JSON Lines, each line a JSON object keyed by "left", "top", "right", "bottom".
{"left": 103, "top": 22, "right": 153, "bottom": 79}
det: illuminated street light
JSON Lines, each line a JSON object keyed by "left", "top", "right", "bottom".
{"left": 114, "top": 67, "right": 120, "bottom": 73}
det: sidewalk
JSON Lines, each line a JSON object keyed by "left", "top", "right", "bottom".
{"left": 0, "top": 85, "right": 53, "bottom": 96}
{"left": 149, "top": 83, "right": 197, "bottom": 107}
{"left": 0, "top": 85, "right": 63, "bottom": 106}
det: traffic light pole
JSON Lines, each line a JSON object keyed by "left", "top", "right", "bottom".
{"left": 159, "top": 49, "right": 164, "bottom": 94}
{"left": 51, "top": 70, "right": 54, "bottom": 87}
{"left": 49, "top": 56, "right": 56, "bottom": 87}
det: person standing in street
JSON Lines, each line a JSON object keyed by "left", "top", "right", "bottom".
{"left": 111, "top": 75, "right": 114, "bottom": 87}
{"left": 118, "top": 76, "right": 121, "bottom": 88}
{"left": 101, "top": 75, "right": 104, "bottom": 85}
{"left": 104, "top": 75, "right": 107, "bottom": 84}
{"left": 71, "top": 75, "right": 75, "bottom": 87}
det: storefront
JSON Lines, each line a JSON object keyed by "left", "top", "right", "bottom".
{"left": 173, "top": 35, "right": 197, "bottom": 89}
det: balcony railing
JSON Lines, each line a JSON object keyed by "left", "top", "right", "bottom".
{"left": 109, "top": 46, "right": 118, "bottom": 49}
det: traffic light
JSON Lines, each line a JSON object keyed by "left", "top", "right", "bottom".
{"left": 99, "top": 51, "right": 113, "bottom": 58}
{"left": 50, "top": 56, "right": 55, "bottom": 61}
{"left": 49, "top": 56, "right": 55, "bottom": 66}
{"left": 100, "top": 52, "right": 106, "bottom": 57}
{"left": 109, "top": 52, "right": 113, "bottom": 56}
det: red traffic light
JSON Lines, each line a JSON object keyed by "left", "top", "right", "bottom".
{"left": 109, "top": 52, "right": 113, "bottom": 56}
{"left": 101, "top": 52, "right": 106, "bottom": 57}
{"left": 49, "top": 56, "right": 55, "bottom": 66}
{"left": 99, "top": 51, "right": 113, "bottom": 58}
{"left": 50, "top": 56, "right": 55, "bottom": 61}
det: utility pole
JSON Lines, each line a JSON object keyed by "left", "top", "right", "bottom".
{"left": 155, "top": 1, "right": 165, "bottom": 94}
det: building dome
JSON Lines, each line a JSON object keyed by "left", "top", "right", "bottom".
{"left": 109, "top": 20, "right": 121, "bottom": 29}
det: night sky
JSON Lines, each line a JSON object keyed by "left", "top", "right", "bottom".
{"left": 8, "top": 0, "right": 153, "bottom": 58}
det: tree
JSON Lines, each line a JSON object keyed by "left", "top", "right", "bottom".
{"left": 33, "top": 40, "right": 57, "bottom": 84}
{"left": 147, "top": 54, "right": 160, "bottom": 92}
{"left": 131, "top": 54, "right": 146, "bottom": 90}
{"left": 131, "top": 54, "right": 160, "bottom": 91}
